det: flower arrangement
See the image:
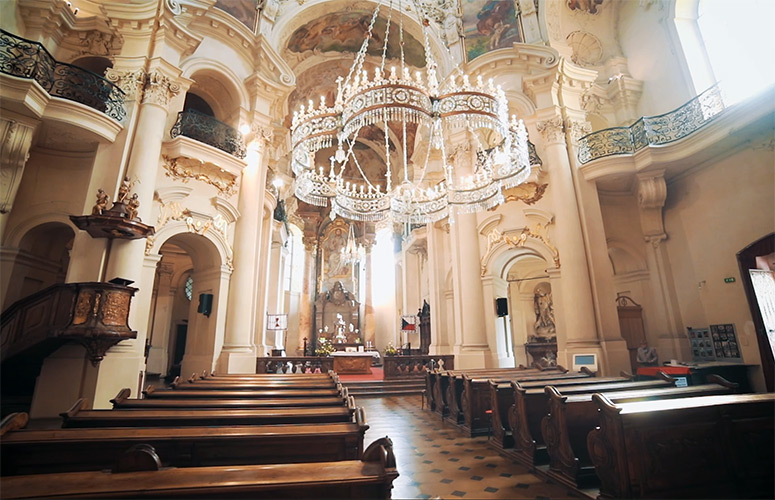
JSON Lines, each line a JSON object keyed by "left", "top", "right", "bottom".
{"left": 316, "top": 337, "right": 335, "bottom": 357}
{"left": 384, "top": 342, "right": 398, "bottom": 356}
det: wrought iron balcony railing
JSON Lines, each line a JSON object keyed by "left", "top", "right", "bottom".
{"left": 0, "top": 29, "right": 126, "bottom": 122}
{"left": 577, "top": 83, "right": 726, "bottom": 164}
{"left": 170, "top": 109, "right": 247, "bottom": 159}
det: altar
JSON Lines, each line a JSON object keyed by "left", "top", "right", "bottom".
{"left": 331, "top": 352, "right": 373, "bottom": 375}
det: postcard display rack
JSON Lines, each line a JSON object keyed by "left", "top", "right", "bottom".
{"left": 687, "top": 324, "right": 742, "bottom": 362}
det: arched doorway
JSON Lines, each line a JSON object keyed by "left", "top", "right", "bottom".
{"left": 504, "top": 253, "right": 554, "bottom": 368}
{"left": 146, "top": 232, "right": 225, "bottom": 382}
{"left": 0, "top": 221, "right": 74, "bottom": 413}
{"left": 1, "top": 222, "right": 74, "bottom": 310}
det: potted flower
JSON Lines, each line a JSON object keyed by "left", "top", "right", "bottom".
{"left": 384, "top": 342, "right": 398, "bottom": 356}
{"left": 315, "top": 337, "right": 334, "bottom": 357}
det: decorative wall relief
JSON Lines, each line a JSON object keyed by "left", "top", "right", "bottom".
{"left": 481, "top": 219, "right": 560, "bottom": 275}
{"left": 567, "top": 0, "right": 605, "bottom": 15}
{"left": 462, "top": 0, "right": 522, "bottom": 61}
{"left": 148, "top": 197, "right": 235, "bottom": 269}
{"left": 162, "top": 155, "right": 239, "bottom": 197}
{"left": 500, "top": 181, "right": 548, "bottom": 206}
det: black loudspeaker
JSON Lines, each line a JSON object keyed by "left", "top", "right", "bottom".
{"left": 495, "top": 297, "right": 509, "bottom": 317}
{"left": 197, "top": 293, "right": 213, "bottom": 317}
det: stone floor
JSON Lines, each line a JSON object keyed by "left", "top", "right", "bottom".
{"left": 359, "top": 395, "right": 586, "bottom": 500}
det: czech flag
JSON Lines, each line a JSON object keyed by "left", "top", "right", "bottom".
{"left": 401, "top": 315, "right": 416, "bottom": 332}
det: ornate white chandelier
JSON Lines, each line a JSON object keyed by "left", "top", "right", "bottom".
{"left": 341, "top": 223, "right": 362, "bottom": 265}
{"left": 290, "top": 0, "right": 530, "bottom": 224}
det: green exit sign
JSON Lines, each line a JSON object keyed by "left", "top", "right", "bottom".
{"left": 724, "top": 277, "right": 736, "bottom": 283}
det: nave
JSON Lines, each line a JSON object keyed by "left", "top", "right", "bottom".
{"left": 361, "top": 396, "right": 581, "bottom": 500}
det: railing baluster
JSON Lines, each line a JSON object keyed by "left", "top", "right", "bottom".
{"left": 577, "top": 83, "right": 727, "bottom": 164}
{"left": 169, "top": 109, "right": 247, "bottom": 159}
{"left": 0, "top": 30, "right": 125, "bottom": 121}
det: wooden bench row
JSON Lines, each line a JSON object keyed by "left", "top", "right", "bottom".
{"left": 2, "top": 407, "right": 368, "bottom": 475}
{"left": 424, "top": 366, "right": 773, "bottom": 499}
{"left": 2, "top": 436, "right": 398, "bottom": 499}
{"left": 2, "top": 372, "right": 400, "bottom": 499}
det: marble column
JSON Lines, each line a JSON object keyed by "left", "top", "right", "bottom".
{"left": 637, "top": 171, "right": 686, "bottom": 359}
{"left": 146, "top": 262, "right": 175, "bottom": 376}
{"left": 254, "top": 194, "right": 276, "bottom": 356}
{"left": 450, "top": 210, "right": 493, "bottom": 368}
{"left": 297, "top": 236, "right": 316, "bottom": 355}
{"left": 93, "top": 66, "right": 186, "bottom": 408}
{"left": 218, "top": 141, "right": 264, "bottom": 373}
{"left": 265, "top": 220, "right": 288, "bottom": 349}
{"left": 535, "top": 115, "right": 601, "bottom": 369}
{"left": 362, "top": 242, "right": 376, "bottom": 347}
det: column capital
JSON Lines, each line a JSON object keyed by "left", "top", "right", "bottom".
{"left": 105, "top": 68, "right": 146, "bottom": 101}
{"left": 565, "top": 117, "right": 592, "bottom": 147}
{"left": 535, "top": 115, "right": 566, "bottom": 145}
{"left": 142, "top": 69, "right": 182, "bottom": 107}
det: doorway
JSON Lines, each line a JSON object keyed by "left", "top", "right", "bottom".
{"left": 737, "top": 233, "right": 775, "bottom": 391}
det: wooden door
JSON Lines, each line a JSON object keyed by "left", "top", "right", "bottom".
{"left": 617, "top": 296, "right": 646, "bottom": 373}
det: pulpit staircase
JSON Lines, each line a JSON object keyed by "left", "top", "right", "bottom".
{"left": 0, "top": 282, "right": 137, "bottom": 416}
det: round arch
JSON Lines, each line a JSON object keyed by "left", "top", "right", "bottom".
{"left": 148, "top": 221, "right": 231, "bottom": 270}
{"left": 179, "top": 59, "right": 250, "bottom": 124}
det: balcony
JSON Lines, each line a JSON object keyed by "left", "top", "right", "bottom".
{"left": 0, "top": 29, "right": 126, "bottom": 122}
{"left": 170, "top": 109, "right": 247, "bottom": 159}
{"left": 577, "top": 83, "right": 726, "bottom": 165}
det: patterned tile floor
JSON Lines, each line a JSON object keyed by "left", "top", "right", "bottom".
{"left": 359, "top": 395, "right": 586, "bottom": 500}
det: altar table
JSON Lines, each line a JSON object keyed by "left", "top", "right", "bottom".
{"left": 331, "top": 352, "right": 373, "bottom": 375}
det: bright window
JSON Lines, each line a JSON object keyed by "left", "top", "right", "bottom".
{"left": 678, "top": 0, "right": 775, "bottom": 104}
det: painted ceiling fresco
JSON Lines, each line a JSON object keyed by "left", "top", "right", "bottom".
{"left": 214, "top": 0, "right": 258, "bottom": 30}
{"left": 287, "top": 11, "right": 425, "bottom": 68}
{"left": 462, "top": 0, "right": 522, "bottom": 61}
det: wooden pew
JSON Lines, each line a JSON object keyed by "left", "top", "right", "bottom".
{"left": 541, "top": 375, "right": 739, "bottom": 489}
{"left": 587, "top": 393, "right": 774, "bottom": 499}
{"left": 202, "top": 370, "right": 336, "bottom": 381}
{"left": 430, "top": 366, "right": 549, "bottom": 418}
{"left": 444, "top": 367, "right": 571, "bottom": 424}
{"left": 143, "top": 384, "right": 344, "bottom": 399}
{"left": 457, "top": 369, "right": 597, "bottom": 435}
{"left": 1, "top": 437, "right": 399, "bottom": 499}
{"left": 508, "top": 376, "right": 676, "bottom": 467}
{"left": 488, "top": 374, "right": 634, "bottom": 450}
{"left": 1, "top": 408, "right": 369, "bottom": 476}
{"left": 171, "top": 376, "right": 338, "bottom": 391}
{"left": 61, "top": 396, "right": 359, "bottom": 428}
{"left": 111, "top": 388, "right": 348, "bottom": 410}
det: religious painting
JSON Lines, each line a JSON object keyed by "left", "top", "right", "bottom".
{"left": 462, "top": 0, "right": 522, "bottom": 61}
{"left": 288, "top": 11, "right": 425, "bottom": 67}
{"left": 214, "top": 0, "right": 258, "bottom": 31}
{"left": 322, "top": 224, "right": 352, "bottom": 280}
{"left": 567, "top": 0, "right": 605, "bottom": 15}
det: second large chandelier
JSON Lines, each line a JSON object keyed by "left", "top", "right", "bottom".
{"left": 291, "top": 0, "right": 530, "bottom": 224}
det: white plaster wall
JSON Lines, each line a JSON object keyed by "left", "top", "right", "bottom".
{"left": 617, "top": 1, "right": 695, "bottom": 116}
{"left": 663, "top": 140, "right": 774, "bottom": 390}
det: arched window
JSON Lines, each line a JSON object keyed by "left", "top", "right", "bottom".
{"left": 184, "top": 275, "right": 194, "bottom": 301}
{"left": 675, "top": 0, "right": 775, "bottom": 104}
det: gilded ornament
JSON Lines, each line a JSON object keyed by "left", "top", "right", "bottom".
{"left": 500, "top": 182, "right": 548, "bottom": 206}
{"left": 162, "top": 156, "right": 239, "bottom": 197}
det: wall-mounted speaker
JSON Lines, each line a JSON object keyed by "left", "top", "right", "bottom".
{"left": 197, "top": 293, "right": 213, "bottom": 317}
{"left": 495, "top": 297, "right": 509, "bottom": 317}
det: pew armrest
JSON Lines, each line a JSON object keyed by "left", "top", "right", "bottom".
{"left": 0, "top": 412, "right": 29, "bottom": 436}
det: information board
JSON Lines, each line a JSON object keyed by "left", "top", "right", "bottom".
{"left": 709, "top": 323, "right": 742, "bottom": 361}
